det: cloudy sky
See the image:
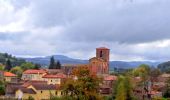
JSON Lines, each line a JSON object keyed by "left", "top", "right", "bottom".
{"left": 0, "top": 0, "right": 170, "bottom": 61}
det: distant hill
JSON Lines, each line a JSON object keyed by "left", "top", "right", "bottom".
{"left": 24, "top": 55, "right": 88, "bottom": 66}
{"left": 157, "top": 61, "right": 170, "bottom": 72}
{"left": 0, "top": 53, "right": 26, "bottom": 66}
{"left": 23, "top": 55, "right": 162, "bottom": 70}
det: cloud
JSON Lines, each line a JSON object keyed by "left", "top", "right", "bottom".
{"left": 0, "top": 0, "right": 170, "bottom": 61}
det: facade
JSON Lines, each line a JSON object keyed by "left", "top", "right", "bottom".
{"left": 42, "top": 73, "right": 67, "bottom": 85}
{"left": 15, "top": 84, "right": 61, "bottom": 100}
{"left": 62, "top": 47, "right": 110, "bottom": 76}
{"left": 0, "top": 71, "right": 17, "bottom": 82}
{"left": 22, "top": 69, "right": 47, "bottom": 81}
{"left": 6, "top": 80, "right": 61, "bottom": 100}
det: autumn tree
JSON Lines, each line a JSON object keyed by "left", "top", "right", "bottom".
{"left": 62, "top": 66, "right": 102, "bottom": 100}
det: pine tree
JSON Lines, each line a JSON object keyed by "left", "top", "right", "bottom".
{"left": 49, "top": 56, "right": 55, "bottom": 69}
{"left": 56, "top": 61, "right": 61, "bottom": 69}
{"left": 5, "top": 59, "right": 12, "bottom": 71}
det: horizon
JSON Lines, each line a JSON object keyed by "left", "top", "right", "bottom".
{"left": 1, "top": 0, "right": 170, "bottom": 61}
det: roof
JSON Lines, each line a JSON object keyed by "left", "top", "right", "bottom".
{"left": 23, "top": 69, "right": 46, "bottom": 74}
{"left": 22, "top": 80, "right": 60, "bottom": 90}
{"left": 89, "top": 57, "right": 105, "bottom": 62}
{"left": 4, "top": 72, "right": 17, "bottom": 77}
{"left": 6, "top": 83, "right": 24, "bottom": 94}
{"left": 42, "top": 73, "right": 66, "bottom": 79}
{"left": 18, "top": 88, "right": 36, "bottom": 94}
{"left": 32, "top": 84, "right": 59, "bottom": 90}
{"left": 104, "top": 75, "right": 117, "bottom": 81}
{"left": 62, "top": 64, "right": 89, "bottom": 67}
{"left": 96, "top": 47, "right": 109, "bottom": 50}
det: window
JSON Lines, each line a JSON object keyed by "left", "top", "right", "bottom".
{"left": 100, "top": 50, "right": 103, "bottom": 57}
{"left": 55, "top": 91, "right": 58, "bottom": 95}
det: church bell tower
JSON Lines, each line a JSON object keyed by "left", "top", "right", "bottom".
{"left": 96, "top": 47, "right": 110, "bottom": 74}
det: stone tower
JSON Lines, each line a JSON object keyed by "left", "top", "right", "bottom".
{"left": 96, "top": 47, "right": 110, "bottom": 74}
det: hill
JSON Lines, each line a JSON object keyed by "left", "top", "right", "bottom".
{"left": 157, "top": 61, "right": 170, "bottom": 72}
{"left": 23, "top": 55, "right": 161, "bottom": 70}
{"left": 0, "top": 53, "right": 26, "bottom": 66}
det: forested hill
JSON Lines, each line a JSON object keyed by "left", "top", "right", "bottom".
{"left": 0, "top": 53, "right": 26, "bottom": 66}
{"left": 158, "top": 61, "right": 170, "bottom": 73}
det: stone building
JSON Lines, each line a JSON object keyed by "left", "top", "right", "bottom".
{"left": 62, "top": 47, "right": 110, "bottom": 76}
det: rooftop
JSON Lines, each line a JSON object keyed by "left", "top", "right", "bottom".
{"left": 104, "top": 75, "right": 117, "bottom": 81}
{"left": 23, "top": 69, "right": 47, "bottom": 74}
{"left": 4, "top": 72, "right": 17, "bottom": 77}
{"left": 42, "top": 73, "right": 67, "bottom": 79}
{"left": 96, "top": 47, "right": 109, "bottom": 50}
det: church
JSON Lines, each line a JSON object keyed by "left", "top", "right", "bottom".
{"left": 62, "top": 47, "right": 110, "bottom": 75}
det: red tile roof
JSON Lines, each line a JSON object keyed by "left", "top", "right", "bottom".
{"left": 42, "top": 73, "right": 66, "bottom": 79}
{"left": 104, "top": 75, "right": 117, "bottom": 81}
{"left": 4, "top": 72, "right": 17, "bottom": 77}
{"left": 23, "top": 69, "right": 46, "bottom": 74}
{"left": 96, "top": 47, "right": 109, "bottom": 50}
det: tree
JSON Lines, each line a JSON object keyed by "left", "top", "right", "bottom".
{"left": 132, "top": 64, "right": 150, "bottom": 81}
{"left": 5, "top": 59, "right": 12, "bottom": 71}
{"left": 20, "top": 62, "right": 35, "bottom": 71}
{"left": 163, "top": 78, "right": 170, "bottom": 98}
{"left": 62, "top": 66, "right": 102, "bottom": 100}
{"left": 56, "top": 61, "right": 61, "bottom": 69}
{"left": 28, "top": 95, "right": 34, "bottom": 100}
{"left": 10, "top": 66, "right": 23, "bottom": 77}
{"left": 34, "top": 64, "right": 41, "bottom": 69}
{"left": 0, "top": 80, "right": 5, "bottom": 95}
{"left": 49, "top": 56, "right": 55, "bottom": 69}
{"left": 114, "top": 76, "right": 135, "bottom": 100}
{"left": 0, "top": 64, "right": 4, "bottom": 71}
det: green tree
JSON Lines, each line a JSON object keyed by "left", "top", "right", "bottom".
{"left": 21, "top": 62, "right": 35, "bottom": 71}
{"left": 10, "top": 66, "right": 23, "bottom": 77}
{"left": 49, "top": 56, "right": 55, "bottom": 69}
{"left": 28, "top": 95, "right": 34, "bottom": 100}
{"left": 5, "top": 59, "right": 12, "bottom": 71}
{"left": 34, "top": 64, "right": 41, "bottom": 69}
{"left": 114, "top": 76, "right": 135, "bottom": 100}
{"left": 56, "top": 61, "right": 61, "bottom": 69}
{"left": 0, "top": 80, "right": 5, "bottom": 95}
{"left": 115, "top": 80, "right": 126, "bottom": 100}
{"left": 163, "top": 78, "right": 170, "bottom": 98}
{"left": 0, "top": 64, "right": 4, "bottom": 71}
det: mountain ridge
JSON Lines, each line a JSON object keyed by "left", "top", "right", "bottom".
{"left": 23, "top": 55, "right": 162, "bottom": 70}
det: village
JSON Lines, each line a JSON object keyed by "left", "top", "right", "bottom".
{"left": 0, "top": 47, "right": 169, "bottom": 100}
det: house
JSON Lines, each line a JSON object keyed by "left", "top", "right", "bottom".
{"left": 99, "top": 75, "right": 117, "bottom": 94}
{"left": 4, "top": 72, "right": 17, "bottom": 82}
{"left": 6, "top": 80, "right": 61, "bottom": 100}
{"left": 0, "top": 71, "right": 17, "bottom": 82}
{"left": 42, "top": 73, "right": 67, "bottom": 85}
{"left": 22, "top": 69, "right": 47, "bottom": 81}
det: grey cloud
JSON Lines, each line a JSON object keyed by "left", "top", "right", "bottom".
{"left": 1, "top": 0, "right": 170, "bottom": 61}
{"left": 25, "top": 0, "right": 170, "bottom": 44}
